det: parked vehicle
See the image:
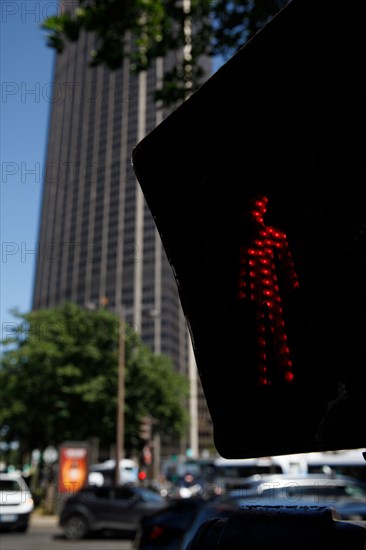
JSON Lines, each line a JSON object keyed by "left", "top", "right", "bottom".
{"left": 212, "top": 450, "right": 366, "bottom": 490}
{"left": 88, "top": 458, "right": 139, "bottom": 486}
{"left": 135, "top": 473, "right": 366, "bottom": 548}
{"left": 223, "top": 473, "right": 366, "bottom": 521}
{"left": 135, "top": 497, "right": 209, "bottom": 549}
{"left": 212, "top": 454, "right": 308, "bottom": 490}
{"left": 59, "top": 484, "right": 168, "bottom": 540}
{"left": 304, "top": 448, "right": 366, "bottom": 483}
{"left": 0, "top": 472, "right": 34, "bottom": 532}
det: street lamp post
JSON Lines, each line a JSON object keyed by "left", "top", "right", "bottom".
{"left": 92, "top": 301, "right": 161, "bottom": 484}
{"left": 89, "top": 298, "right": 125, "bottom": 485}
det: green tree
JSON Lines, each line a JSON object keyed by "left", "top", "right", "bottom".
{"left": 42, "top": 0, "right": 288, "bottom": 104}
{"left": 0, "top": 303, "right": 188, "bottom": 458}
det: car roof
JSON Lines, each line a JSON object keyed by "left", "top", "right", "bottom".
{"left": 0, "top": 472, "right": 24, "bottom": 478}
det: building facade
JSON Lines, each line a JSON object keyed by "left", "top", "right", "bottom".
{"left": 32, "top": 24, "right": 214, "bottom": 456}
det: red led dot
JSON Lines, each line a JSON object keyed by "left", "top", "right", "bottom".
{"left": 259, "top": 376, "right": 272, "bottom": 386}
{"left": 284, "top": 371, "right": 294, "bottom": 383}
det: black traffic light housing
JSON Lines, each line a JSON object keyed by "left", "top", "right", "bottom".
{"left": 132, "top": 0, "right": 366, "bottom": 458}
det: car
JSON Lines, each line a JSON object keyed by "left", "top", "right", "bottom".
{"left": 0, "top": 472, "right": 34, "bottom": 532}
{"left": 223, "top": 473, "right": 366, "bottom": 521}
{"left": 180, "top": 500, "right": 238, "bottom": 550}
{"left": 135, "top": 473, "right": 366, "bottom": 549}
{"left": 135, "top": 497, "right": 205, "bottom": 549}
{"left": 134, "top": 497, "right": 237, "bottom": 549}
{"left": 59, "top": 484, "right": 168, "bottom": 540}
{"left": 180, "top": 473, "right": 366, "bottom": 548}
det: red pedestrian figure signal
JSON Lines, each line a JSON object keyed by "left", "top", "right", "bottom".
{"left": 237, "top": 195, "right": 299, "bottom": 386}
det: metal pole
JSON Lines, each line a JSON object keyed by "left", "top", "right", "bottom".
{"left": 115, "top": 311, "right": 125, "bottom": 484}
{"left": 153, "top": 432, "right": 161, "bottom": 483}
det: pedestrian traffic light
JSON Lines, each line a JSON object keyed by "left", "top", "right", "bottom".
{"left": 139, "top": 416, "right": 152, "bottom": 441}
{"left": 132, "top": 0, "right": 366, "bottom": 458}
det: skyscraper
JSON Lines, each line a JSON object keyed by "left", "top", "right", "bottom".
{"left": 33, "top": 16, "right": 213, "bottom": 455}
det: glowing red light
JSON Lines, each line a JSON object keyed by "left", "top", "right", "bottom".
{"left": 138, "top": 471, "right": 147, "bottom": 481}
{"left": 284, "top": 371, "right": 294, "bottom": 383}
{"left": 237, "top": 194, "right": 299, "bottom": 385}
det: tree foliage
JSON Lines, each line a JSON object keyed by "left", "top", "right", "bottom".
{"left": 0, "top": 303, "right": 189, "bottom": 456}
{"left": 42, "top": 0, "right": 288, "bottom": 104}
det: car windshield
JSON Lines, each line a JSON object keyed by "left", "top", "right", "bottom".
{"left": 0, "top": 480, "right": 22, "bottom": 491}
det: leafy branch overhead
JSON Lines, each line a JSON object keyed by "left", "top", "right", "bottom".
{"left": 42, "top": 0, "right": 288, "bottom": 104}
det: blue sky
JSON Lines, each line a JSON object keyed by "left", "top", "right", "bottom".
{"left": 0, "top": 2, "right": 223, "bottom": 343}
{"left": 1, "top": 1, "right": 58, "bottom": 338}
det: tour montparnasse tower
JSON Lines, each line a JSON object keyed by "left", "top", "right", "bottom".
{"left": 32, "top": 0, "right": 213, "bottom": 456}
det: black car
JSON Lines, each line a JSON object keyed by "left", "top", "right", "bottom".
{"left": 135, "top": 498, "right": 203, "bottom": 549}
{"left": 134, "top": 497, "right": 236, "bottom": 549}
{"left": 59, "top": 484, "right": 168, "bottom": 540}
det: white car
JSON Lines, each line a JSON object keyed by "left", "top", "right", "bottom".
{"left": 0, "top": 472, "right": 34, "bottom": 532}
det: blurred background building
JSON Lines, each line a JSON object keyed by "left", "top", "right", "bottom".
{"left": 32, "top": 5, "right": 214, "bottom": 458}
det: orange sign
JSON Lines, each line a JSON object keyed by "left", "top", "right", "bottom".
{"left": 58, "top": 445, "right": 89, "bottom": 494}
